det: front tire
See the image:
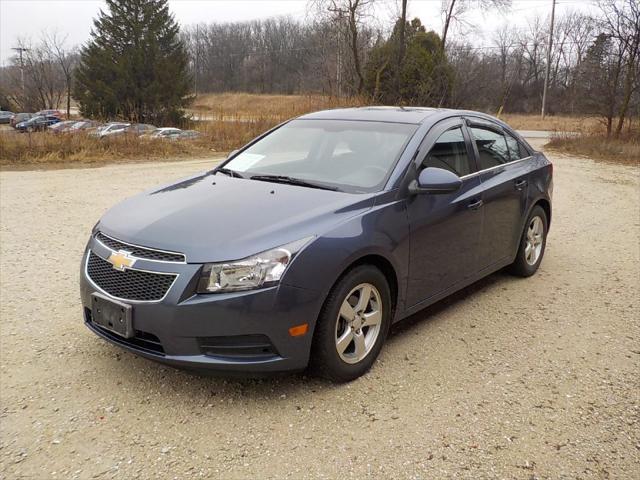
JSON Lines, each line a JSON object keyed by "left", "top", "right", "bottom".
{"left": 310, "top": 265, "right": 391, "bottom": 382}
{"left": 509, "top": 205, "right": 548, "bottom": 277}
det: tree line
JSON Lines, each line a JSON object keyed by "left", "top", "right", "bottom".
{"left": 0, "top": 0, "right": 637, "bottom": 137}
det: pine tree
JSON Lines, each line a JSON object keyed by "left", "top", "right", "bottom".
{"left": 364, "top": 18, "right": 453, "bottom": 106}
{"left": 74, "top": 0, "right": 191, "bottom": 125}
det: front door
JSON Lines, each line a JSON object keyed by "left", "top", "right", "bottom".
{"left": 406, "top": 119, "right": 483, "bottom": 308}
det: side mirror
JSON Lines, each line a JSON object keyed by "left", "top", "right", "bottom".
{"left": 227, "top": 149, "right": 239, "bottom": 159}
{"left": 409, "top": 167, "right": 463, "bottom": 195}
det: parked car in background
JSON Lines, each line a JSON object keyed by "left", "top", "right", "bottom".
{"left": 176, "top": 130, "right": 201, "bottom": 140}
{"left": 144, "top": 127, "right": 182, "bottom": 139}
{"left": 48, "top": 120, "right": 78, "bottom": 133}
{"left": 10, "top": 113, "right": 34, "bottom": 128}
{"left": 0, "top": 110, "right": 14, "bottom": 124}
{"left": 67, "top": 120, "right": 100, "bottom": 133}
{"left": 80, "top": 107, "right": 553, "bottom": 382}
{"left": 124, "top": 123, "right": 157, "bottom": 136}
{"left": 90, "top": 122, "right": 130, "bottom": 139}
{"left": 35, "top": 109, "right": 63, "bottom": 119}
{"left": 15, "top": 115, "right": 61, "bottom": 132}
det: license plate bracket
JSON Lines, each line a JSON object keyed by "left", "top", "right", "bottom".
{"left": 91, "top": 293, "right": 133, "bottom": 339}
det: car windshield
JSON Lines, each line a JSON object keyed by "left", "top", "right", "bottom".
{"left": 224, "top": 119, "right": 417, "bottom": 193}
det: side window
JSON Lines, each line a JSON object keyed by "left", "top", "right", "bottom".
{"left": 470, "top": 126, "right": 510, "bottom": 170}
{"left": 505, "top": 132, "right": 528, "bottom": 161}
{"left": 422, "top": 127, "right": 472, "bottom": 177}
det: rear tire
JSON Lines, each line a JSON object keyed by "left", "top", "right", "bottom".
{"left": 310, "top": 265, "right": 391, "bottom": 382}
{"left": 509, "top": 205, "right": 548, "bottom": 277}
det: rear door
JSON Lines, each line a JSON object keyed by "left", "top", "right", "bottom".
{"left": 405, "top": 118, "right": 483, "bottom": 307}
{"left": 466, "top": 119, "right": 530, "bottom": 270}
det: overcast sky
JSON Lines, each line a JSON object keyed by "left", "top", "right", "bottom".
{"left": 0, "top": 0, "right": 597, "bottom": 65}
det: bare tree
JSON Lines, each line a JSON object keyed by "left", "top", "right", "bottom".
{"left": 45, "top": 32, "right": 78, "bottom": 117}
{"left": 492, "top": 26, "right": 520, "bottom": 115}
{"left": 440, "top": 0, "right": 511, "bottom": 50}
{"left": 312, "top": 0, "right": 376, "bottom": 94}
{"left": 5, "top": 37, "right": 66, "bottom": 111}
{"left": 599, "top": 0, "right": 640, "bottom": 137}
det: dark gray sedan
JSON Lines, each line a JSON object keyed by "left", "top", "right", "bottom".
{"left": 80, "top": 107, "right": 552, "bottom": 382}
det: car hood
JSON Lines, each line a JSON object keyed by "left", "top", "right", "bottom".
{"left": 98, "top": 172, "right": 375, "bottom": 263}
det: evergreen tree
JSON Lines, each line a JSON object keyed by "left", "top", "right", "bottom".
{"left": 74, "top": 0, "right": 191, "bottom": 125}
{"left": 364, "top": 18, "right": 453, "bottom": 106}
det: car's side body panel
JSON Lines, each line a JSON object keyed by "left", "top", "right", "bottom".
{"left": 281, "top": 190, "right": 411, "bottom": 320}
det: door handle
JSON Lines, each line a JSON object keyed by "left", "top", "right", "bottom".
{"left": 515, "top": 179, "right": 528, "bottom": 190}
{"left": 467, "top": 199, "right": 483, "bottom": 210}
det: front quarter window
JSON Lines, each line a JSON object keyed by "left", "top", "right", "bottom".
{"left": 422, "top": 127, "right": 472, "bottom": 177}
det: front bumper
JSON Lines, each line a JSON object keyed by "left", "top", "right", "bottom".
{"left": 80, "top": 240, "right": 324, "bottom": 375}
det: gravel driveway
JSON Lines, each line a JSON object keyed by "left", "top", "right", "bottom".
{"left": 1, "top": 149, "right": 638, "bottom": 479}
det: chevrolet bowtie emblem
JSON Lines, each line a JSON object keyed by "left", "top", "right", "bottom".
{"left": 107, "top": 250, "right": 136, "bottom": 271}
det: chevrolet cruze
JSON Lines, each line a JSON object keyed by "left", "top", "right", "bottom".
{"left": 80, "top": 107, "right": 552, "bottom": 382}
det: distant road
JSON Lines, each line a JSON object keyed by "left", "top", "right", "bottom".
{"left": 518, "top": 130, "right": 553, "bottom": 139}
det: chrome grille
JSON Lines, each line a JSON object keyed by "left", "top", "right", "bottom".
{"left": 95, "top": 232, "right": 185, "bottom": 263}
{"left": 86, "top": 252, "right": 176, "bottom": 302}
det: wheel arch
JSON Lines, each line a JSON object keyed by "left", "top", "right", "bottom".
{"left": 336, "top": 254, "right": 399, "bottom": 320}
{"left": 533, "top": 198, "right": 552, "bottom": 229}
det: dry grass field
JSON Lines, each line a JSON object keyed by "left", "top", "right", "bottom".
{"left": 189, "top": 92, "right": 367, "bottom": 120}
{"left": 1, "top": 93, "right": 637, "bottom": 167}
{"left": 190, "top": 93, "right": 606, "bottom": 133}
{"left": 497, "top": 113, "right": 602, "bottom": 132}
{"left": 547, "top": 131, "right": 640, "bottom": 165}
{"left": 0, "top": 120, "right": 270, "bottom": 168}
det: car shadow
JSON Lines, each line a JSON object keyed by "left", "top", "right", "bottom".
{"left": 388, "top": 269, "right": 512, "bottom": 340}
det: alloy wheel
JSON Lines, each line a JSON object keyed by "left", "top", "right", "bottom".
{"left": 525, "top": 216, "right": 544, "bottom": 265}
{"left": 334, "top": 283, "right": 383, "bottom": 364}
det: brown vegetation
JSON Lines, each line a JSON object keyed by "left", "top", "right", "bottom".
{"left": 497, "top": 114, "right": 602, "bottom": 133}
{"left": 0, "top": 119, "right": 270, "bottom": 168}
{"left": 2, "top": 93, "right": 637, "bottom": 168}
{"left": 546, "top": 130, "right": 639, "bottom": 165}
{"left": 189, "top": 93, "right": 367, "bottom": 120}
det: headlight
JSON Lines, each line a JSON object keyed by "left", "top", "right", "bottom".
{"left": 197, "top": 237, "right": 314, "bottom": 293}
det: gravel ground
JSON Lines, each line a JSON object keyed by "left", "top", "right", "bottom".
{"left": 1, "top": 148, "right": 639, "bottom": 479}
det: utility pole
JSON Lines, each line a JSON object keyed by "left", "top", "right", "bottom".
{"left": 541, "top": 0, "right": 556, "bottom": 119}
{"left": 336, "top": 41, "right": 342, "bottom": 97}
{"left": 335, "top": 12, "right": 343, "bottom": 98}
{"left": 194, "top": 24, "right": 199, "bottom": 97}
{"left": 11, "top": 46, "right": 29, "bottom": 96}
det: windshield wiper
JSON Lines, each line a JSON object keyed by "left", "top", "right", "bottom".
{"left": 250, "top": 174, "right": 339, "bottom": 191}
{"left": 214, "top": 167, "right": 245, "bottom": 178}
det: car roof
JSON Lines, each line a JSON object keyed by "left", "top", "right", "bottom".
{"left": 297, "top": 106, "right": 514, "bottom": 129}
{"left": 298, "top": 106, "right": 444, "bottom": 124}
